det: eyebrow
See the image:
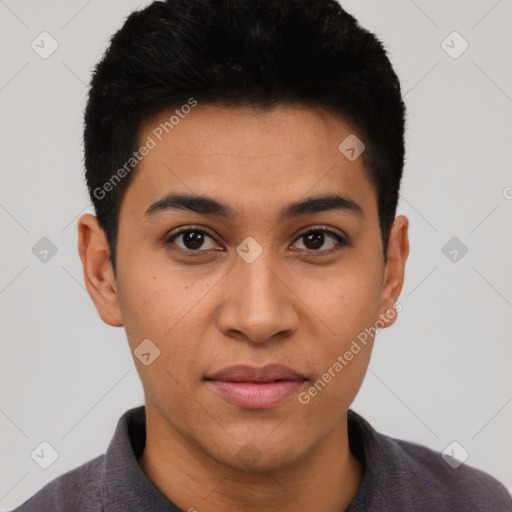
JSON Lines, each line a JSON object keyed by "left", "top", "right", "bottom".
{"left": 144, "top": 192, "right": 363, "bottom": 221}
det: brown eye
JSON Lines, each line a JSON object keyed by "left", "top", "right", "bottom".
{"left": 165, "top": 228, "right": 219, "bottom": 252}
{"left": 291, "top": 227, "right": 347, "bottom": 254}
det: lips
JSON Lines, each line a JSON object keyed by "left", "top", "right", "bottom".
{"left": 205, "top": 364, "right": 307, "bottom": 409}
{"left": 206, "top": 364, "right": 306, "bottom": 383}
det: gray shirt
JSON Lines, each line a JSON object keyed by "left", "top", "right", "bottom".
{"left": 11, "top": 405, "right": 512, "bottom": 511}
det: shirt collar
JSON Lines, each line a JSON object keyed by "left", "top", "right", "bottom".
{"left": 346, "top": 409, "right": 415, "bottom": 510}
{"left": 103, "top": 405, "right": 180, "bottom": 511}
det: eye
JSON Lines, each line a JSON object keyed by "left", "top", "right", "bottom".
{"left": 290, "top": 227, "right": 347, "bottom": 254}
{"left": 164, "top": 226, "right": 220, "bottom": 253}
{"left": 164, "top": 225, "right": 348, "bottom": 257}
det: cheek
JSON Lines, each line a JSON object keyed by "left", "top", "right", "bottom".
{"left": 116, "top": 254, "right": 207, "bottom": 339}
{"left": 307, "top": 260, "right": 383, "bottom": 340}
{"left": 116, "top": 272, "right": 206, "bottom": 415}
{"left": 297, "top": 316, "right": 375, "bottom": 427}
{"left": 115, "top": 262, "right": 212, "bottom": 381}
{"left": 298, "top": 266, "right": 382, "bottom": 401}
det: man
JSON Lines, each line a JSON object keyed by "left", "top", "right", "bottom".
{"left": 12, "top": 0, "right": 512, "bottom": 510}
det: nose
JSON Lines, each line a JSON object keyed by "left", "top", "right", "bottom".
{"left": 216, "top": 248, "right": 299, "bottom": 345}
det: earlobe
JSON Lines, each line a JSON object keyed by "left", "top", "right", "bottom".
{"left": 379, "top": 215, "right": 409, "bottom": 328}
{"left": 77, "top": 214, "right": 124, "bottom": 327}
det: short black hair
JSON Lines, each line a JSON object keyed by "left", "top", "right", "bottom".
{"left": 84, "top": 0, "right": 406, "bottom": 274}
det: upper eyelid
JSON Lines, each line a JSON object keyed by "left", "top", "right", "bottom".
{"left": 167, "top": 225, "right": 218, "bottom": 242}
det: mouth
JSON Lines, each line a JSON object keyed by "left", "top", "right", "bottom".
{"left": 204, "top": 364, "right": 307, "bottom": 409}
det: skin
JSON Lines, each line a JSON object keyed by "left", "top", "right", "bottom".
{"left": 77, "top": 104, "right": 409, "bottom": 512}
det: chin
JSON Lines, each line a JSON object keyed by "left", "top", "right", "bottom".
{"left": 209, "top": 436, "right": 309, "bottom": 474}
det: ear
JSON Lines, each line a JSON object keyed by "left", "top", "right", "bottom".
{"left": 378, "top": 215, "right": 409, "bottom": 328}
{"left": 77, "top": 214, "right": 124, "bottom": 327}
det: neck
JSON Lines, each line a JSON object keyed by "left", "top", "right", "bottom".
{"left": 138, "top": 406, "right": 363, "bottom": 512}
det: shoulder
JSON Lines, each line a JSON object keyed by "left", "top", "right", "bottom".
{"left": 347, "top": 409, "right": 512, "bottom": 511}
{"left": 10, "top": 454, "right": 105, "bottom": 512}
{"left": 388, "top": 435, "right": 512, "bottom": 511}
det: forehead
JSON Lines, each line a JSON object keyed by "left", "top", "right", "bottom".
{"left": 120, "top": 104, "right": 376, "bottom": 221}
{"left": 141, "top": 104, "right": 362, "bottom": 160}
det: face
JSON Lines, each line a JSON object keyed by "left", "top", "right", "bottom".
{"left": 78, "top": 104, "right": 408, "bottom": 472}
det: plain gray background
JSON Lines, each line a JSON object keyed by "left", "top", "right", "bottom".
{"left": 1, "top": 0, "right": 511, "bottom": 509}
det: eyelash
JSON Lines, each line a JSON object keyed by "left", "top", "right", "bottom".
{"left": 164, "top": 225, "right": 348, "bottom": 257}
